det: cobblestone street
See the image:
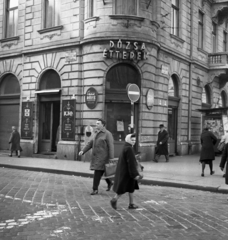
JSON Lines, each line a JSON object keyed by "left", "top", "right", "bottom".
{"left": 0, "top": 168, "right": 228, "bottom": 240}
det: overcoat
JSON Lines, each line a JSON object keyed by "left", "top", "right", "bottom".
{"left": 9, "top": 130, "right": 21, "bottom": 151}
{"left": 82, "top": 127, "right": 114, "bottom": 171}
{"left": 156, "top": 129, "right": 169, "bottom": 155}
{"left": 199, "top": 129, "right": 217, "bottom": 162}
{"left": 219, "top": 143, "right": 228, "bottom": 185}
{"left": 113, "top": 142, "right": 139, "bottom": 195}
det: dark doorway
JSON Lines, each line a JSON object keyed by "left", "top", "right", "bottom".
{"left": 39, "top": 101, "right": 60, "bottom": 153}
{"left": 168, "top": 107, "right": 178, "bottom": 155}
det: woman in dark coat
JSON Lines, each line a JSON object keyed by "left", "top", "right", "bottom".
{"left": 199, "top": 127, "right": 217, "bottom": 177}
{"left": 220, "top": 143, "right": 228, "bottom": 185}
{"left": 153, "top": 124, "right": 169, "bottom": 162}
{"left": 9, "top": 126, "right": 21, "bottom": 158}
{"left": 110, "top": 133, "right": 143, "bottom": 210}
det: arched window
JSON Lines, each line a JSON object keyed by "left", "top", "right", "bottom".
{"left": 168, "top": 75, "right": 178, "bottom": 97}
{"left": 0, "top": 74, "right": 20, "bottom": 95}
{"left": 218, "top": 91, "right": 227, "bottom": 107}
{"left": 202, "top": 85, "right": 211, "bottom": 105}
{"left": 39, "top": 70, "right": 61, "bottom": 90}
{"left": 106, "top": 63, "right": 139, "bottom": 90}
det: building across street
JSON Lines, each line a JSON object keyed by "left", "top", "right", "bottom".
{"left": 0, "top": 0, "right": 228, "bottom": 161}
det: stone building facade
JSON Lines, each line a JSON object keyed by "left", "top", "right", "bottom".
{"left": 0, "top": 0, "right": 228, "bottom": 161}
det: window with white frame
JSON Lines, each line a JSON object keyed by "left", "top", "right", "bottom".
{"left": 5, "top": 0, "right": 18, "bottom": 38}
{"left": 198, "top": 11, "right": 204, "bottom": 49}
{"left": 171, "top": 0, "right": 179, "bottom": 36}
{"left": 115, "top": 0, "right": 137, "bottom": 15}
{"left": 44, "top": 0, "right": 60, "bottom": 28}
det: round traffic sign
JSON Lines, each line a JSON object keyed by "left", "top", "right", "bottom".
{"left": 126, "top": 84, "right": 140, "bottom": 102}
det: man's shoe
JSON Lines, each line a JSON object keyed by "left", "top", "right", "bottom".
{"left": 90, "top": 190, "right": 98, "bottom": 195}
{"left": 110, "top": 198, "right": 117, "bottom": 210}
{"left": 153, "top": 159, "right": 158, "bottom": 163}
{"left": 201, "top": 173, "right": 204, "bottom": 177}
{"left": 18, "top": 156, "right": 20, "bottom": 158}
{"left": 128, "top": 204, "right": 138, "bottom": 209}
{"left": 210, "top": 171, "right": 215, "bottom": 175}
{"left": 106, "top": 182, "right": 113, "bottom": 191}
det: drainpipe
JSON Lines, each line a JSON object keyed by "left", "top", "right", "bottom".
{"left": 188, "top": 0, "right": 194, "bottom": 154}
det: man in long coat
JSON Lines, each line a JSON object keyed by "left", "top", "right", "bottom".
{"left": 9, "top": 126, "right": 21, "bottom": 157}
{"left": 79, "top": 119, "right": 114, "bottom": 195}
{"left": 153, "top": 124, "right": 169, "bottom": 162}
{"left": 199, "top": 127, "right": 217, "bottom": 177}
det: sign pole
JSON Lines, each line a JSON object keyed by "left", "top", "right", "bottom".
{"left": 131, "top": 101, "right": 134, "bottom": 133}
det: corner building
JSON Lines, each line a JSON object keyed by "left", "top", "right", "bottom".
{"left": 0, "top": 0, "right": 228, "bottom": 160}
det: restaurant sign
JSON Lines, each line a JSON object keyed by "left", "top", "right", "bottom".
{"left": 21, "top": 102, "right": 33, "bottom": 139}
{"left": 62, "top": 100, "right": 75, "bottom": 141}
{"left": 103, "top": 39, "right": 147, "bottom": 61}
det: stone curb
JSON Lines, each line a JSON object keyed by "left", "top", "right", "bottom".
{"left": 1, "top": 163, "right": 228, "bottom": 194}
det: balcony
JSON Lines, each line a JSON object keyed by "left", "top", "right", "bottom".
{"left": 208, "top": 53, "right": 228, "bottom": 69}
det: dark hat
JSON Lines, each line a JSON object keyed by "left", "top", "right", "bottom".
{"left": 159, "top": 124, "right": 164, "bottom": 128}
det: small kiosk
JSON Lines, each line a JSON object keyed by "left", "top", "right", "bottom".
{"left": 197, "top": 107, "right": 228, "bottom": 153}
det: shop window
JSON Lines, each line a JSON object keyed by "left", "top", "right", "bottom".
{"left": 40, "top": 70, "right": 61, "bottom": 90}
{"left": 5, "top": 0, "right": 18, "bottom": 38}
{"left": 218, "top": 91, "right": 227, "bottom": 107}
{"left": 44, "top": 0, "right": 60, "bottom": 28}
{"left": 0, "top": 74, "right": 20, "bottom": 95}
{"left": 168, "top": 75, "right": 178, "bottom": 97}
{"left": 171, "top": 0, "right": 179, "bottom": 36}
{"left": 115, "top": 0, "right": 137, "bottom": 15}
{"left": 198, "top": 11, "right": 204, "bottom": 49}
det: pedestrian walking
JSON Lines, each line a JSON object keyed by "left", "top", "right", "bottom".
{"left": 9, "top": 126, "right": 21, "bottom": 158}
{"left": 79, "top": 119, "right": 114, "bottom": 195}
{"left": 219, "top": 130, "right": 228, "bottom": 177}
{"left": 110, "top": 133, "right": 143, "bottom": 210}
{"left": 199, "top": 126, "right": 217, "bottom": 177}
{"left": 153, "top": 124, "right": 169, "bottom": 162}
{"left": 219, "top": 142, "right": 228, "bottom": 186}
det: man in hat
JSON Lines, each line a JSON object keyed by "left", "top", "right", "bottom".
{"left": 153, "top": 124, "right": 169, "bottom": 162}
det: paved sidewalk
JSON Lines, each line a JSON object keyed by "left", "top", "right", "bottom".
{"left": 0, "top": 151, "right": 228, "bottom": 193}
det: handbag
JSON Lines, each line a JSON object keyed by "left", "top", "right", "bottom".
{"left": 217, "top": 141, "right": 225, "bottom": 152}
{"left": 104, "top": 159, "right": 118, "bottom": 178}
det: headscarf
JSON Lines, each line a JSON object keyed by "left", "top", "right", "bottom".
{"left": 125, "top": 133, "right": 136, "bottom": 145}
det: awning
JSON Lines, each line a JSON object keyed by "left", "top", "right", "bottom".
{"left": 197, "top": 107, "right": 228, "bottom": 113}
{"left": 34, "top": 89, "right": 61, "bottom": 95}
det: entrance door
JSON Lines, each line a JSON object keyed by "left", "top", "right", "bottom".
{"left": 168, "top": 107, "right": 177, "bottom": 156}
{"left": 0, "top": 102, "right": 19, "bottom": 149}
{"left": 39, "top": 101, "right": 60, "bottom": 153}
{"left": 105, "top": 102, "right": 138, "bottom": 157}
